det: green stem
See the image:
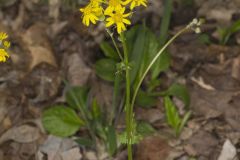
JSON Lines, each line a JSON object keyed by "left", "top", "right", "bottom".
{"left": 130, "top": 27, "right": 189, "bottom": 124}
{"left": 120, "top": 33, "right": 133, "bottom": 160}
{"left": 106, "top": 29, "right": 124, "bottom": 61}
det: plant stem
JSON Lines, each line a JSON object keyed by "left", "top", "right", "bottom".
{"left": 106, "top": 29, "right": 124, "bottom": 61}
{"left": 120, "top": 33, "right": 133, "bottom": 160}
{"left": 130, "top": 27, "right": 189, "bottom": 127}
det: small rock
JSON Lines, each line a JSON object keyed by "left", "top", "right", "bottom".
{"left": 218, "top": 139, "right": 238, "bottom": 160}
{"left": 85, "top": 151, "right": 98, "bottom": 160}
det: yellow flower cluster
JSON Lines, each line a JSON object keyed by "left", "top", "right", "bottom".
{"left": 0, "top": 32, "right": 10, "bottom": 62}
{"left": 80, "top": 0, "right": 147, "bottom": 34}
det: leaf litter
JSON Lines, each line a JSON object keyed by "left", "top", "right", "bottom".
{"left": 0, "top": 0, "right": 240, "bottom": 160}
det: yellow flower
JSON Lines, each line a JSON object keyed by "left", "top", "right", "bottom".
{"left": 104, "top": 0, "right": 124, "bottom": 15}
{"left": 123, "top": 0, "right": 147, "bottom": 10}
{"left": 0, "top": 49, "right": 9, "bottom": 62}
{"left": 0, "top": 32, "right": 8, "bottom": 41}
{"left": 105, "top": 6, "right": 131, "bottom": 34}
{"left": 80, "top": 2, "right": 103, "bottom": 26}
{"left": 3, "top": 41, "right": 10, "bottom": 49}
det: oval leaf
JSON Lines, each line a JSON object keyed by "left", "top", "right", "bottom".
{"left": 42, "top": 105, "right": 84, "bottom": 137}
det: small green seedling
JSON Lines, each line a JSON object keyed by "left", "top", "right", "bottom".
{"left": 218, "top": 20, "right": 240, "bottom": 45}
{"left": 164, "top": 96, "right": 191, "bottom": 137}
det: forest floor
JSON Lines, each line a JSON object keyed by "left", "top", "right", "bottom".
{"left": 0, "top": 0, "right": 240, "bottom": 160}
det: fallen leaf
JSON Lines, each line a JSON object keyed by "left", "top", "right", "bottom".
{"left": 85, "top": 151, "right": 98, "bottom": 160}
{"left": 48, "top": 0, "right": 61, "bottom": 20}
{"left": 0, "top": 125, "right": 41, "bottom": 144}
{"left": 37, "top": 135, "right": 80, "bottom": 160}
{"left": 186, "top": 131, "right": 218, "bottom": 157}
{"left": 61, "top": 148, "right": 82, "bottom": 160}
{"left": 21, "top": 23, "right": 57, "bottom": 70}
{"left": 135, "top": 135, "right": 171, "bottom": 160}
{"left": 66, "top": 53, "right": 92, "bottom": 86}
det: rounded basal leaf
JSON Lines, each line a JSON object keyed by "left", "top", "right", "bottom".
{"left": 42, "top": 105, "right": 84, "bottom": 137}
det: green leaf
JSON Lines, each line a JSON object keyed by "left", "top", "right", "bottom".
{"left": 137, "top": 121, "right": 156, "bottom": 136}
{"left": 125, "top": 25, "right": 165, "bottom": 87}
{"left": 75, "top": 137, "right": 94, "bottom": 147}
{"left": 177, "top": 111, "right": 191, "bottom": 135}
{"left": 95, "top": 58, "right": 117, "bottom": 82}
{"left": 219, "top": 20, "right": 240, "bottom": 45}
{"left": 136, "top": 89, "right": 158, "bottom": 108}
{"left": 151, "top": 51, "right": 171, "bottom": 79}
{"left": 164, "top": 96, "right": 181, "bottom": 130}
{"left": 165, "top": 83, "right": 190, "bottom": 108}
{"left": 91, "top": 98, "right": 101, "bottom": 121}
{"left": 128, "top": 25, "right": 147, "bottom": 84}
{"left": 150, "top": 0, "right": 173, "bottom": 80}
{"left": 106, "top": 126, "right": 117, "bottom": 156}
{"left": 66, "top": 86, "right": 89, "bottom": 110}
{"left": 125, "top": 25, "right": 140, "bottom": 55}
{"left": 100, "top": 41, "right": 119, "bottom": 60}
{"left": 42, "top": 105, "right": 84, "bottom": 137}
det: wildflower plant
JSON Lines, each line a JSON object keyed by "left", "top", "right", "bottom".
{"left": 0, "top": 32, "right": 10, "bottom": 62}
{"left": 79, "top": 0, "right": 202, "bottom": 158}
{"left": 43, "top": 0, "right": 202, "bottom": 158}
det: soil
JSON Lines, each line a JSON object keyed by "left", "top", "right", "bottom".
{"left": 0, "top": 0, "right": 239, "bottom": 160}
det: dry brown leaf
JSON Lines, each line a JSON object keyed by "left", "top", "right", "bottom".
{"left": 135, "top": 136, "right": 171, "bottom": 160}
{"left": 66, "top": 53, "right": 92, "bottom": 86}
{"left": 0, "top": 125, "right": 41, "bottom": 144}
{"left": 186, "top": 130, "right": 218, "bottom": 157}
{"left": 48, "top": 0, "right": 61, "bottom": 20}
{"left": 61, "top": 148, "right": 82, "bottom": 160}
{"left": 37, "top": 136, "right": 80, "bottom": 160}
{"left": 21, "top": 23, "right": 57, "bottom": 70}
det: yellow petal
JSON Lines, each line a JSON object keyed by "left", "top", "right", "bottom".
{"left": 104, "top": 7, "right": 113, "bottom": 15}
{"left": 123, "top": 12, "right": 131, "bottom": 17}
{"left": 106, "top": 21, "right": 114, "bottom": 27}
{"left": 130, "top": 2, "right": 136, "bottom": 10}
{"left": 117, "top": 24, "right": 122, "bottom": 34}
{"left": 123, "top": 18, "right": 131, "bottom": 25}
